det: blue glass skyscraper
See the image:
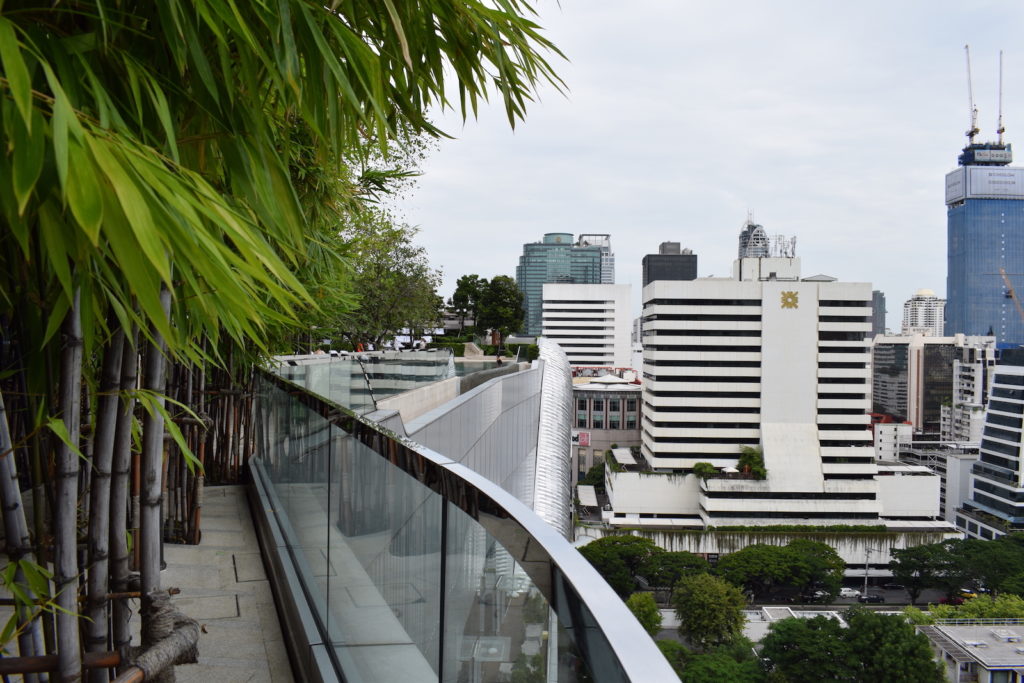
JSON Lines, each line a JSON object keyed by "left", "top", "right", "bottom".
{"left": 945, "top": 143, "right": 1024, "bottom": 348}
{"left": 515, "top": 233, "right": 605, "bottom": 335}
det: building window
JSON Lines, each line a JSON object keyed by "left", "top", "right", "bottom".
{"left": 593, "top": 399, "right": 604, "bottom": 412}
{"left": 577, "top": 412, "right": 587, "bottom": 428}
{"left": 609, "top": 415, "right": 621, "bottom": 430}
{"left": 626, "top": 398, "right": 637, "bottom": 412}
{"left": 609, "top": 399, "right": 620, "bottom": 413}
{"left": 626, "top": 414, "right": 636, "bottom": 429}
{"left": 577, "top": 399, "right": 587, "bottom": 411}
{"left": 592, "top": 414, "right": 604, "bottom": 429}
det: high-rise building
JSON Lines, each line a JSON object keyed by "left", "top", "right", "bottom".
{"left": 871, "top": 334, "right": 956, "bottom": 435}
{"left": 515, "top": 233, "right": 606, "bottom": 335}
{"left": 945, "top": 141, "right": 1024, "bottom": 347}
{"left": 641, "top": 242, "right": 698, "bottom": 286}
{"left": 902, "top": 289, "right": 946, "bottom": 336}
{"left": 871, "top": 290, "right": 887, "bottom": 337}
{"left": 577, "top": 233, "right": 614, "bottom": 284}
{"left": 541, "top": 283, "right": 631, "bottom": 367}
{"left": 958, "top": 349, "right": 1024, "bottom": 539}
{"left": 941, "top": 336, "right": 998, "bottom": 442}
{"left": 737, "top": 218, "right": 770, "bottom": 257}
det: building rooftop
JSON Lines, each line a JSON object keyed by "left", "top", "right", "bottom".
{"left": 924, "top": 622, "right": 1024, "bottom": 669}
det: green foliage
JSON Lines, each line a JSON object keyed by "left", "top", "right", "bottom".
{"left": 672, "top": 573, "right": 747, "bottom": 651}
{"left": 506, "top": 343, "right": 541, "bottom": 361}
{"left": 655, "top": 640, "right": 689, "bottom": 678}
{"left": 1002, "top": 571, "right": 1024, "bottom": 597}
{"left": 476, "top": 275, "right": 525, "bottom": 341}
{"left": 737, "top": 446, "right": 766, "bottom": 479}
{"left": 711, "top": 525, "right": 887, "bottom": 532}
{"left": 714, "top": 539, "right": 844, "bottom": 599}
{"left": 901, "top": 606, "right": 934, "bottom": 625}
{"left": 626, "top": 592, "right": 662, "bottom": 637}
{"left": 761, "top": 615, "right": 854, "bottom": 682}
{"left": 762, "top": 610, "right": 943, "bottom": 683}
{"left": 640, "top": 550, "right": 710, "bottom": 589}
{"left": 580, "top": 461, "right": 606, "bottom": 491}
{"left": 680, "top": 651, "right": 762, "bottom": 683}
{"left": 843, "top": 608, "right": 944, "bottom": 682}
{"left": 510, "top": 653, "right": 545, "bottom": 683}
{"left": 578, "top": 536, "right": 659, "bottom": 598}
{"left": 449, "top": 274, "right": 486, "bottom": 333}
{"left": 522, "top": 592, "right": 548, "bottom": 624}
{"left": 929, "top": 593, "right": 1024, "bottom": 620}
{"left": 691, "top": 462, "right": 718, "bottom": 480}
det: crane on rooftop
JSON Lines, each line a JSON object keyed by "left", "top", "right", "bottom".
{"left": 966, "top": 44, "right": 981, "bottom": 144}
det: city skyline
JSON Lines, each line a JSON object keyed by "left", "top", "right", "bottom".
{"left": 401, "top": 1, "right": 1024, "bottom": 332}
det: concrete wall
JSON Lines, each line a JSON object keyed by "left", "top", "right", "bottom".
{"left": 877, "top": 472, "right": 941, "bottom": 519}
{"left": 376, "top": 376, "right": 460, "bottom": 424}
{"left": 606, "top": 470, "right": 700, "bottom": 516}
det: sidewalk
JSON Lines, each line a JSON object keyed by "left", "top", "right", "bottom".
{"left": 161, "top": 485, "right": 293, "bottom": 682}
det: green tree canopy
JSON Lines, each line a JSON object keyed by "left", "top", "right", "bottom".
{"left": 449, "top": 274, "right": 487, "bottom": 333}
{"left": 843, "top": 608, "right": 944, "bottom": 682}
{"left": 714, "top": 544, "right": 794, "bottom": 598}
{"left": 640, "top": 550, "right": 710, "bottom": 589}
{"left": 625, "top": 592, "right": 662, "bottom": 637}
{"left": 679, "top": 651, "right": 762, "bottom": 683}
{"left": 692, "top": 462, "right": 718, "bottom": 480}
{"left": 672, "top": 573, "right": 747, "bottom": 651}
{"left": 476, "top": 275, "right": 524, "bottom": 343}
{"left": 761, "top": 615, "right": 853, "bottom": 683}
{"left": 578, "top": 535, "right": 659, "bottom": 598}
{"left": 929, "top": 593, "right": 1024, "bottom": 620}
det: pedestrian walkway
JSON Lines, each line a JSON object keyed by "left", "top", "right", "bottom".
{"left": 161, "top": 484, "right": 293, "bottom": 682}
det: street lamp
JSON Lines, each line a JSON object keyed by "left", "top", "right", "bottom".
{"left": 863, "top": 546, "right": 886, "bottom": 595}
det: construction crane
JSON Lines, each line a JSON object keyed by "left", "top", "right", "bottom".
{"left": 997, "top": 49, "right": 1006, "bottom": 144}
{"left": 965, "top": 45, "right": 980, "bottom": 144}
{"left": 1000, "top": 268, "right": 1024, "bottom": 323}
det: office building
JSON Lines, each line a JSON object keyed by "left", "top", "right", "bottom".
{"left": 871, "top": 290, "right": 887, "bottom": 337}
{"left": 945, "top": 141, "right": 1024, "bottom": 347}
{"left": 641, "top": 242, "right": 698, "bottom": 286}
{"left": 941, "top": 336, "right": 998, "bottom": 442}
{"left": 737, "top": 218, "right": 770, "bottom": 257}
{"left": 902, "top": 289, "right": 946, "bottom": 336}
{"left": 577, "top": 233, "right": 614, "bottom": 284}
{"left": 515, "top": 233, "right": 606, "bottom": 335}
{"left": 872, "top": 334, "right": 957, "bottom": 435}
{"left": 572, "top": 372, "right": 642, "bottom": 479}
{"left": 542, "top": 283, "right": 631, "bottom": 368}
{"left": 958, "top": 349, "right": 1024, "bottom": 539}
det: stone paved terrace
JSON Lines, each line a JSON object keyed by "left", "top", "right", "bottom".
{"left": 160, "top": 484, "right": 294, "bottom": 682}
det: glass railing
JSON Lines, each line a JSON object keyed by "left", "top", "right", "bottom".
{"left": 250, "top": 368, "right": 674, "bottom": 682}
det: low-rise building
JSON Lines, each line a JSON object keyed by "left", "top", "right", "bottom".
{"left": 572, "top": 373, "right": 641, "bottom": 479}
{"left": 918, "top": 621, "right": 1024, "bottom": 683}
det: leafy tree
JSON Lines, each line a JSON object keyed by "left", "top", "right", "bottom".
{"left": 1002, "top": 571, "right": 1024, "bottom": 597}
{"left": 449, "top": 274, "right": 487, "bottom": 334}
{"left": 626, "top": 592, "right": 663, "bottom": 637}
{"left": 672, "top": 573, "right": 747, "bottom": 651}
{"left": 476, "top": 275, "right": 525, "bottom": 345}
{"left": 785, "top": 539, "right": 845, "bottom": 596}
{"left": 692, "top": 462, "right": 718, "bottom": 480}
{"left": 680, "top": 651, "right": 762, "bottom": 683}
{"left": 580, "top": 460, "right": 606, "bottom": 491}
{"left": 737, "top": 446, "right": 766, "bottom": 479}
{"left": 656, "top": 639, "right": 689, "bottom": 678}
{"left": 640, "top": 550, "right": 710, "bottom": 589}
{"left": 843, "top": 608, "right": 944, "bottom": 682}
{"left": 929, "top": 593, "right": 1024, "bottom": 620}
{"left": 960, "top": 536, "right": 1024, "bottom": 594}
{"left": 761, "top": 615, "right": 854, "bottom": 682}
{"left": 890, "top": 542, "right": 947, "bottom": 605}
{"left": 330, "top": 215, "right": 442, "bottom": 349}
{"left": 578, "top": 535, "right": 659, "bottom": 597}
{"left": 714, "top": 544, "right": 793, "bottom": 598}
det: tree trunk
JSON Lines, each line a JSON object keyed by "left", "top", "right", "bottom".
{"left": 55, "top": 288, "right": 84, "bottom": 681}
{"left": 140, "top": 288, "right": 171, "bottom": 651}
{"left": 85, "top": 328, "right": 125, "bottom": 683}
{"left": 0, "top": 390, "right": 42, "bottom": 683}
{"left": 110, "top": 328, "right": 139, "bottom": 661}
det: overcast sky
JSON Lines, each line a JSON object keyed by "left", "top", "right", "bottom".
{"left": 401, "top": 1, "right": 1024, "bottom": 331}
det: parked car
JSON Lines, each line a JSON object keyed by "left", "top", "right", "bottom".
{"left": 959, "top": 588, "right": 979, "bottom": 599}
{"left": 883, "top": 583, "right": 905, "bottom": 591}
{"left": 839, "top": 587, "right": 861, "bottom": 598}
{"left": 858, "top": 594, "right": 885, "bottom": 603}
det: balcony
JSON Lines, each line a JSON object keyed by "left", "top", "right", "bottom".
{"left": 248, "top": 368, "right": 673, "bottom": 681}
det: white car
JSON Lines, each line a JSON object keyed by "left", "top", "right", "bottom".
{"left": 839, "top": 587, "right": 861, "bottom": 598}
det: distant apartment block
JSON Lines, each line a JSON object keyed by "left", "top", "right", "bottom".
{"left": 516, "top": 233, "right": 608, "bottom": 335}
{"left": 871, "top": 290, "right": 887, "bottom": 337}
{"left": 941, "top": 336, "right": 998, "bottom": 442}
{"left": 641, "top": 241, "right": 697, "bottom": 286}
{"left": 901, "top": 289, "right": 946, "bottom": 336}
{"left": 542, "top": 283, "right": 631, "bottom": 367}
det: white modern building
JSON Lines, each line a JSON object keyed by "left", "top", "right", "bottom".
{"left": 542, "top": 283, "right": 632, "bottom": 368}
{"left": 941, "top": 337, "right": 998, "bottom": 442}
{"left": 901, "top": 289, "right": 946, "bottom": 336}
{"left": 959, "top": 350, "right": 1024, "bottom": 539}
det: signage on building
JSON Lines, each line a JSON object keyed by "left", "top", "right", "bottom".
{"left": 948, "top": 167, "right": 1024, "bottom": 203}
{"left": 571, "top": 431, "right": 591, "bottom": 446}
{"left": 973, "top": 148, "right": 1013, "bottom": 163}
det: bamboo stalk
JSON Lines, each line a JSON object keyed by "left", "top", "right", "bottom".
{"left": 110, "top": 328, "right": 139, "bottom": 659}
{"left": 0, "top": 390, "right": 42, "bottom": 683}
{"left": 85, "top": 327, "right": 125, "bottom": 683}
{"left": 55, "top": 288, "right": 83, "bottom": 681}
{"left": 139, "top": 287, "right": 171, "bottom": 649}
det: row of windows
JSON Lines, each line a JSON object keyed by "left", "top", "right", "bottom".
{"left": 577, "top": 398, "right": 638, "bottom": 412}
{"left": 819, "top": 377, "right": 867, "bottom": 384}
{"left": 821, "top": 456, "right": 875, "bottom": 463}
{"left": 820, "top": 440, "right": 871, "bottom": 447}
{"left": 576, "top": 413, "right": 637, "bottom": 430}
{"left": 543, "top": 300, "right": 613, "bottom": 305}
{"left": 984, "top": 425, "right": 1022, "bottom": 443}
{"left": 649, "top": 391, "right": 760, "bottom": 398}
{"left": 646, "top": 420, "right": 758, "bottom": 429}
{"left": 818, "top": 424, "right": 868, "bottom": 431}
{"left": 994, "top": 374, "right": 1024, "bottom": 387}
{"left": 647, "top": 360, "right": 760, "bottom": 367}
{"left": 972, "top": 492, "right": 1024, "bottom": 519}
{"left": 819, "top": 331, "right": 869, "bottom": 341}
{"left": 982, "top": 438, "right": 1021, "bottom": 458}
{"left": 989, "top": 413, "right": 1024, "bottom": 429}
{"left": 542, "top": 308, "right": 613, "bottom": 314}
{"left": 818, "top": 316, "right": 871, "bottom": 323}
{"left": 819, "top": 362, "right": 867, "bottom": 369}
{"left": 819, "top": 346, "right": 869, "bottom": 354}
{"left": 702, "top": 510, "right": 879, "bottom": 520}
{"left": 545, "top": 334, "right": 613, "bottom": 339}
{"left": 820, "top": 300, "right": 871, "bottom": 307}
{"left": 989, "top": 400, "right": 1024, "bottom": 415}
{"left": 543, "top": 317, "right": 613, "bottom": 322}
{"left": 819, "top": 393, "right": 867, "bottom": 400}
{"left": 643, "top": 314, "right": 762, "bottom": 322}
{"left": 644, "top": 375, "right": 760, "bottom": 383}
{"left": 647, "top": 329, "right": 761, "bottom": 337}
{"left": 974, "top": 479, "right": 1024, "bottom": 502}
{"left": 702, "top": 491, "right": 876, "bottom": 500}
{"left": 649, "top": 436, "right": 757, "bottom": 444}
{"left": 644, "top": 403, "right": 759, "bottom": 414}
{"left": 993, "top": 387, "right": 1024, "bottom": 401}
{"left": 646, "top": 345, "right": 761, "bottom": 353}
{"left": 980, "top": 451, "right": 1018, "bottom": 471}
{"left": 646, "top": 298, "right": 761, "bottom": 306}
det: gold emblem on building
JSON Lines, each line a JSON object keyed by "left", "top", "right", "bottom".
{"left": 780, "top": 291, "right": 799, "bottom": 309}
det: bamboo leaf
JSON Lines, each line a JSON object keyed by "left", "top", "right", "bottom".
{"left": 0, "top": 18, "right": 32, "bottom": 132}
{"left": 66, "top": 139, "right": 104, "bottom": 242}
{"left": 12, "top": 109, "right": 45, "bottom": 215}
{"left": 46, "top": 417, "right": 86, "bottom": 462}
